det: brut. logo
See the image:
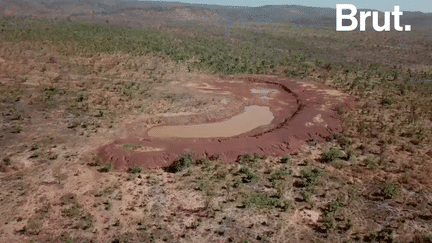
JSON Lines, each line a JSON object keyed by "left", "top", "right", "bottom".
{"left": 336, "top": 4, "right": 411, "bottom": 31}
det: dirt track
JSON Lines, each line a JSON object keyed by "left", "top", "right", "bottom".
{"left": 97, "top": 75, "right": 355, "bottom": 170}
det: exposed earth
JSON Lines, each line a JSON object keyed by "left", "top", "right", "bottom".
{"left": 1, "top": 4, "right": 432, "bottom": 242}
{"left": 97, "top": 75, "right": 355, "bottom": 171}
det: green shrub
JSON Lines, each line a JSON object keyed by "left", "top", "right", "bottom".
{"left": 99, "top": 163, "right": 112, "bottom": 172}
{"left": 384, "top": 182, "right": 400, "bottom": 199}
{"left": 89, "top": 156, "right": 102, "bottom": 166}
{"left": 130, "top": 165, "right": 143, "bottom": 174}
{"left": 420, "top": 234, "right": 432, "bottom": 243}
{"left": 322, "top": 147, "right": 341, "bottom": 163}
{"left": 282, "top": 200, "right": 294, "bottom": 212}
{"left": 199, "top": 181, "right": 209, "bottom": 191}
{"left": 122, "top": 143, "right": 141, "bottom": 151}
{"left": 76, "top": 92, "right": 87, "bottom": 102}
{"left": 324, "top": 213, "right": 337, "bottom": 229}
{"left": 365, "top": 158, "right": 378, "bottom": 170}
{"left": 239, "top": 166, "right": 257, "bottom": 183}
{"left": 31, "top": 143, "right": 39, "bottom": 151}
{"left": 194, "top": 158, "right": 212, "bottom": 168}
{"left": 14, "top": 124, "right": 23, "bottom": 133}
{"left": 237, "top": 153, "right": 262, "bottom": 165}
{"left": 165, "top": 154, "right": 193, "bottom": 173}
{"left": 381, "top": 97, "right": 394, "bottom": 106}
{"left": 328, "top": 201, "right": 342, "bottom": 212}
{"left": 365, "top": 229, "right": 394, "bottom": 242}
{"left": 281, "top": 155, "right": 291, "bottom": 164}
{"left": 301, "top": 167, "right": 323, "bottom": 187}
{"left": 300, "top": 190, "right": 311, "bottom": 201}
{"left": 243, "top": 192, "right": 281, "bottom": 209}
{"left": 269, "top": 168, "right": 291, "bottom": 185}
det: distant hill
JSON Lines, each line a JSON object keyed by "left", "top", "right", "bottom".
{"left": 1, "top": 0, "right": 431, "bottom": 30}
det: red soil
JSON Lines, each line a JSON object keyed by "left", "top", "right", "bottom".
{"left": 97, "top": 75, "right": 355, "bottom": 171}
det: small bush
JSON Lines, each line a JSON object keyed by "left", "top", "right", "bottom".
{"left": 77, "top": 213, "right": 94, "bottom": 230}
{"left": 99, "top": 163, "right": 112, "bottom": 172}
{"left": 381, "top": 97, "right": 394, "bottom": 106}
{"left": 384, "top": 182, "right": 400, "bottom": 199}
{"left": 322, "top": 147, "right": 341, "bottom": 163}
{"left": 365, "top": 229, "right": 394, "bottom": 242}
{"left": 243, "top": 192, "right": 281, "bottom": 209}
{"left": 414, "top": 234, "right": 432, "bottom": 243}
{"left": 365, "top": 158, "right": 378, "bottom": 170}
{"left": 208, "top": 153, "right": 221, "bottom": 161}
{"left": 301, "top": 167, "right": 323, "bottom": 187}
{"left": 88, "top": 156, "right": 102, "bottom": 166}
{"left": 269, "top": 168, "right": 291, "bottom": 185}
{"left": 300, "top": 190, "right": 311, "bottom": 201}
{"left": 194, "top": 158, "right": 212, "bottom": 168}
{"left": 214, "top": 167, "right": 228, "bottom": 179}
{"left": 237, "top": 153, "right": 262, "bottom": 165}
{"left": 198, "top": 181, "right": 209, "bottom": 191}
{"left": 282, "top": 200, "right": 295, "bottom": 212}
{"left": 14, "top": 124, "right": 23, "bottom": 133}
{"left": 130, "top": 165, "right": 143, "bottom": 174}
{"left": 165, "top": 154, "right": 193, "bottom": 173}
{"left": 239, "top": 166, "right": 257, "bottom": 183}
{"left": 336, "top": 135, "right": 352, "bottom": 148}
{"left": 77, "top": 92, "right": 88, "bottom": 102}
{"left": 122, "top": 143, "right": 141, "bottom": 151}
{"left": 324, "top": 213, "right": 337, "bottom": 229}
{"left": 281, "top": 155, "right": 291, "bottom": 164}
{"left": 328, "top": 201, "right": 342, "bottom": 213}
{"left": 31, "top": 143, "right": 39, "bottom": 151}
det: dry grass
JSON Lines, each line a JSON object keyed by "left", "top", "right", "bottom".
{"left": 0, "top": 16, "right": 431, "bottom": 243}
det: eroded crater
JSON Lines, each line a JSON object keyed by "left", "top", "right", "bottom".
{"left": 96, "top": 75, "right": 355, "bottom": 170}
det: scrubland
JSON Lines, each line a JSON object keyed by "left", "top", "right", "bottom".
{"left": 0, "top": 17, "right": 432, "bottom": 242}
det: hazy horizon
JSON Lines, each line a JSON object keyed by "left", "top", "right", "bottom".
{"left": 140, "top": 0, "right": 432, "bottom": 13}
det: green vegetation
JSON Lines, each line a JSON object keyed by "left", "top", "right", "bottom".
{"left": 365, "top": 229, "right": 395, "bottom": 242}
{"left": 300, "top": 190, "right": 311, "bottom": 202}
{"left": 238, "top": 166, "right": 257, "bottom": 183}
{"left": 1, "top": 14, "right": 432, "bottom": 243}
{"left": 31, "top": 143, "right": 39, "bottom": 151}
{"left": 122, "top": 144, "right": 142, "bottom": 151}
{"left": 323, "top": 213, "right": 337, "bottom": 230}
{"left": 130, "top": 166, "right": 143, "bottom": 174}
{"left": 268, "top": 168, "right": 291, "bottom": 186}
{"left": 76, "top": 92, "right": 88, "bottom": 102}
{"left": 281, "top": 155, "right": 291, "bottom": 164}
{"left": 242, "top": 192, "right": 281, "bottom": 209}
{"left": 384, "top": 182, "right": 400, "bottom": 199}
{"left": 165, "top": 154, "right": 194, "bottom": 173}
{"left": 301, "top": 167, "right": 323, "bottom": 187}
{"left": 99, "top": 163, "right": 112, "bottom": 172}
{"left": 237, "top": 153, "right": 262, "bottom": 164}
{"left": 322, "top": 147, "right": 341, "bottom": 163}
{"left": 14, "top": 123, "right": 23, "bottom": 133}
{"left": 59, "top": 193, "right": 94, "bottom": 230}
{"left": 323, "top": 201, "right": 343, "bottom": 230}
{"left": 381, "top": 96, "right": 394, "bottom": 106}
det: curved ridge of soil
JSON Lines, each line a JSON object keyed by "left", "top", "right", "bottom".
{"left": 96, "top": 75, "right": 355, "bottom": 171}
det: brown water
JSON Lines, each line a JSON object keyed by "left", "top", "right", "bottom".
{"left": 147, "top": 105, "right": 274, "bottom": 138}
